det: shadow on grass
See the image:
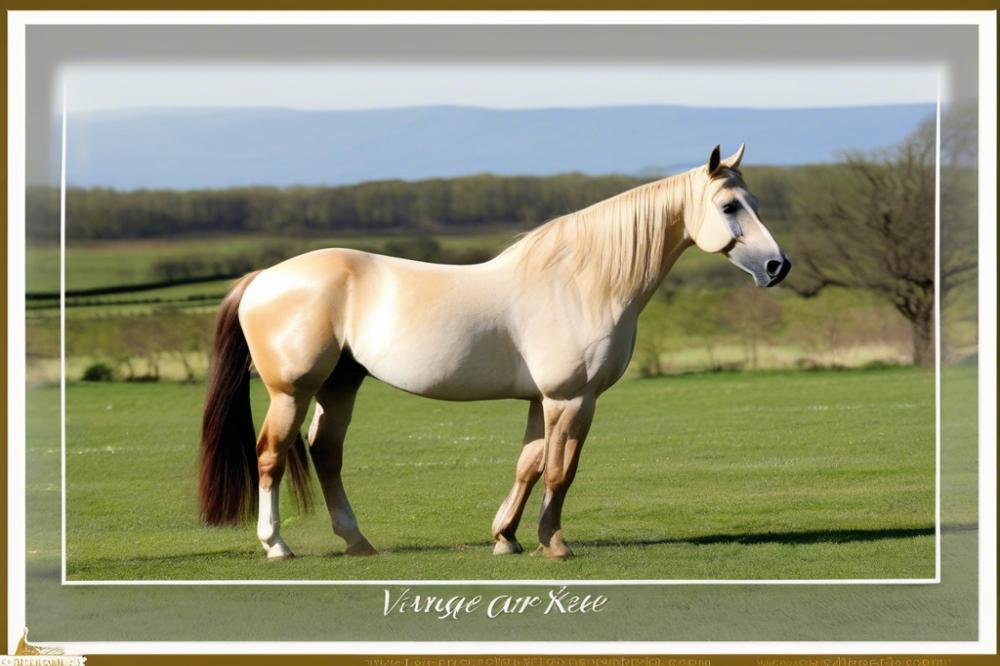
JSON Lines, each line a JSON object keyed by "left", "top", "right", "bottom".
{"left": 63, "top": 524, "right": 976, "bottom": 575}
{"left": 388, "top": 523, "right": 975, "bottom": 554}
{"left": 574, "top": 526, "right": 944, "bottom": 549}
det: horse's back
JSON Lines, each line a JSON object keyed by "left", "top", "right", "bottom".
{"left": 239, "top": 247, "right": 537, "bottom": 400}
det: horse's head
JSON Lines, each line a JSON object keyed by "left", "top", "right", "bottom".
{"left": 685, "top": 144, "right": 791, "bottom": 287}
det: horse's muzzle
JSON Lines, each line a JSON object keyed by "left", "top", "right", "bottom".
{"left": 762, "top": 253, "right": 791, "bottom": 287}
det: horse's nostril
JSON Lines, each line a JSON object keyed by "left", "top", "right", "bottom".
{"left": 765, "top": 259, "right": 783, "bottom": 277}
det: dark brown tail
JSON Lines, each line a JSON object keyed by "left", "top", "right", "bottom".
{"left": 198, "top": 271, "right": 313, "bottom": 526}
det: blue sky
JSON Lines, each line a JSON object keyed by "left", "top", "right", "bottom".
{"left": 62, "top": 62, "right": 942, "bottom": 113}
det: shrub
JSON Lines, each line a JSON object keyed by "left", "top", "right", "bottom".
{"left": 82, "top": 362, "right": 115, "bottom": 382}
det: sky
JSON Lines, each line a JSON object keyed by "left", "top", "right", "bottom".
{"left": 61, "top": 62, "right": 943, "bottom": 113}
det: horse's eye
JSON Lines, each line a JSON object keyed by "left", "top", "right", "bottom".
{"left": 722, "top": 201, "right": 740, "bottom": 215}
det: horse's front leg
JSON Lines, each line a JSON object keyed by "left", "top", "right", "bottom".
{"left": 491, "top": 401, "right": 544, "bottom": 555}
{"left": 536, "top": 395, "right": 596, "bottom": 560}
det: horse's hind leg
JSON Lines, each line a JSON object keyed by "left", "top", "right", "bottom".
{"left": 491, "top": 401, "right": 545, "bottom": 555}
{"left": 308, "top": 355, "right": 377, "bottom": 556}
{"left": 256, "top": 391, "right": 312, "bottom": 559}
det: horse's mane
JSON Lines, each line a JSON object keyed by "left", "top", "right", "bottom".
{"left": 503, "top": 171, "right": 691, "bottom": 307}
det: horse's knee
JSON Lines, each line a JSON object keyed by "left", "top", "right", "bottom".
{"left": 543, "top": 465, "right": 570, "bottom": 490}
{"left": 517, "top": 464, "right": 542, "bottom": 486}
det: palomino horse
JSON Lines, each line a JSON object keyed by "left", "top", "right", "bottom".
{"left": 199, "top": 144, "right": 791, "bottom": 560}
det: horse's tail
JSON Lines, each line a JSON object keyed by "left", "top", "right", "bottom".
{"left": 198, "top": 271, "right": 262, "bottom": 525}
{"left": 197, "top": 273, "right": 314, "bottom": 529}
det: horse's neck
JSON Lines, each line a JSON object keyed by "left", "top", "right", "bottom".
{"left": 625, "top": 230, "right": 692, "bottom": 315}
{"left": 615, "top": 172, "right": 695, "bottom": 314}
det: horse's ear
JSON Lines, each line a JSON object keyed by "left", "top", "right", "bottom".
{"left": 722, "top": 143, "right": 745, "bottom": 170}
{"left": 706, "top": 145, "right": 722, "bottom": 176}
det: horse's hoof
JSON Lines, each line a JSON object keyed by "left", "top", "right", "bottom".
{"left": 531, "top": 543, "right": 573, "bottom": 560}
{"left": 493, "top": 538, "right": 524, "bottom": 555}
{"left": 345, "top": 538, "right": 378, "bottom": 556}
{"left": 264, "top": 540, "right": 295, "bottom": 560}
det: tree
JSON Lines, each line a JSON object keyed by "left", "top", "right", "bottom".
{"left": 118, "top": 315, "right": 164, "bottom": 380}
{"left": 665, "top": 289, "right": 737, "bottom": 371}
{"left": 154, "top": 310, "right": 214, "bottom": 382}
{"left": 722, "top": 287, "right": 785, "bottom": 370}
{"left": 785, "top": 104, "right": 977, "bottom": 368}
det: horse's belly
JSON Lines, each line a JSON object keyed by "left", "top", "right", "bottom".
{"left": 346, "top": 272, "right": 536, "bottom": 400}
{"left": 355, "top": 334, "right": 535, "bottom": 401}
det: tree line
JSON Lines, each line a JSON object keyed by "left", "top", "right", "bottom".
{"left": 26, "top": 104, "right": 979, "bottom": 370}
{"left": 26, "top": 169, "right": 797, "bottom": 241}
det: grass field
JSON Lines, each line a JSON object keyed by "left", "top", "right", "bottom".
{"left": 21, "top": 230, "right": 955, "bottom": 582}
{"left": 57, "top": 366, "right": 940, "bottom": 582}
{"left": 28, "top": 229, "right": 525, "bottom": 293}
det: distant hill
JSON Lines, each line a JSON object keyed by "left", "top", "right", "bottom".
{"left": 64, "top": 104, "right": 935, "bottom": 190}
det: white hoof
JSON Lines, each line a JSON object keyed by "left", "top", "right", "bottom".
{"left": 263, "top": 540, "right": 294, "bottom": 560}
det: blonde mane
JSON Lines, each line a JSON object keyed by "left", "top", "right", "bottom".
{"left": 504, "top": 171, "right": 692, "bottom": 307}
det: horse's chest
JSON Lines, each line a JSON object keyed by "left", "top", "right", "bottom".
{"left": 525, "top": 317, "right": 637, "bottom": 398}
{"left": 586, "top": 322, "right": 639, "bottom": 391}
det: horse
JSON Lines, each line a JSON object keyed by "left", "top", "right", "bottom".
{"left": 198, "top": 144, "right": 791, "bottom": 560}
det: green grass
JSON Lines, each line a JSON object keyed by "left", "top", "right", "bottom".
{"left": 58, "top": 366, "right": 939, "bottom": 582}
{"left": 25, "top": 281, "right": 233, "bottom": 321}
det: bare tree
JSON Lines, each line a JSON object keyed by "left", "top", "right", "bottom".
{"left": 118, "top": 315, "right": 164, "bottom": 380}
{"left": 156, "top": 310, "right": 214, "bottom": 382}
{"left": 722, "top": 286, "right": 785, "bottom": 369}
{"left": 787, "top": 104, "right": 977, "bottom": 368}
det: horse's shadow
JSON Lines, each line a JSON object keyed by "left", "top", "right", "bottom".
{"left": 382, "top": 523, "right": 974, "bottom": 554}
{"left": 66, "top": 524, "right": 974, "bottom": 571}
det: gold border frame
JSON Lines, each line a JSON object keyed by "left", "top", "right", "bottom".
{"left": 3, "top": 6, "right": 996, "bottom": 664}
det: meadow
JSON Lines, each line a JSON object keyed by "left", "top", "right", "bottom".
{"left": 57, "top": 365, "right": 940, "bottom": 582}
{"left": 20, "top": 226, "right": 959, "bottom": 582}
{"left": 22, "top": 226, "right": 974, "bottom": 641}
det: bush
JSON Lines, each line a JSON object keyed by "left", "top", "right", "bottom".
{"left": 82, "top": 362, "right": 115, "bottom": 382}
{"left": 860, "top": 360, "right": 902, "bottom": 371}
{"left": 126, "top": 374, "right": 160, "bottom": 383}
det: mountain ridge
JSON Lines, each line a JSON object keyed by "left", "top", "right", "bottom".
{"left": 64, "top": 103, "right": 935, "bottom": 190}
